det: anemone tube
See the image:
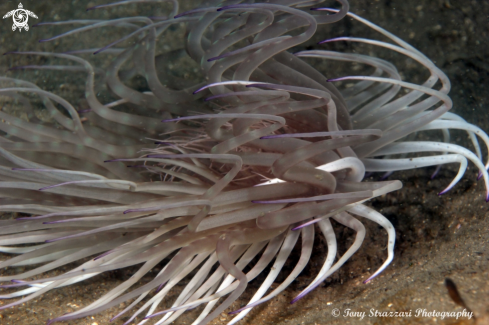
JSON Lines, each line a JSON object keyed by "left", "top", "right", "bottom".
{"left": 0, "top": 1, "right": 487, "bottom": 325}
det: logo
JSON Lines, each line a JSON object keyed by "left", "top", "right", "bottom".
{"left": 3, "top": 3, "right": 38, "bottom": 32}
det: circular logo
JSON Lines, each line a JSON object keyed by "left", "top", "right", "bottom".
{"left": 332, "top": 308, "right": 340, "bottom": 317}
{"left": 13, "top": 10, "right": 28, "bottom": 27}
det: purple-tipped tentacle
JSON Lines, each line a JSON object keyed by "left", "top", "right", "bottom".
{"left": 39, "top": 180, "right": 88, "bottom": 191}
{"left": 292, "top": 218, "right": 322, "bottom": 231}
{"left": 310, "top": 7, "right": 339, "bottom": 12}
{"left": 0, "top": 282, "right": 29, "bottom": 288}
{"left": 16, "top": 213, "right": 61, "bottom": 220}
{"left": 77, "top": 109, "right": 93, "bottom": 113}
{"left": 86, "top": 0, "right": 172, "bottom": 11}
{"left": 63, "top": 48, "right": 125, "bottom": 55}
{"left": 228, "top": 298, "right": 268, "bottom": 315}
{"left": 204, "top": 90, "right": 274, "bottom": 102}
{"left": 437, "top": 187, "right": 451, "bottom": 196}
{"left": 326, "top": 76, "right": 352, "bottom": 82}
{"left": 43, "top": 219, "right": 71, "bottom": 225}
{"left": 253, "top": 191, "right": 372, "bottom": 204}
{"left": 13, "top": 168, "right": 51, "bottom": 172}
{"left": 123, "top": 207, "right": 153, "bottom": 214}
{"left": 431, "top": 165, "right": 442, "bottom": 179}
{"left": 174, "top": 7, "right": 219, "bottom": 19}
{"left": 94, "top": 249, "right": 116, "bottom": 261}
{"left": 363, "top": 269, "right": 385, "bottom": 284}
{"left": 193, "top": 81, "right": 258, "bottom": 94}
{"left": 318, "top": 36, "right": 350, "bottom": 44}
{"left": 7, "top": 65, "right": 37, "bottom": 71}
{"left": 155, "top": 281, "right": 167, "bottom": 293}
{"left": 478, "top": 170, "right": 484, "bottom": 180}
{"left": 380, "top": 171, "right": 393, "bottom": 180}
{"left": 261, "top": 129, "right": 381, "bottom": 139}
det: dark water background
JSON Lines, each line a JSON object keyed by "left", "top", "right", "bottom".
{"left": 0, "top": 1, "right": 488, "bottom": 324}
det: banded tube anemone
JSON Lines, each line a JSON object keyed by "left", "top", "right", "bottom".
{"left": 0, "top": 0, "right": 487, "bottom": 324}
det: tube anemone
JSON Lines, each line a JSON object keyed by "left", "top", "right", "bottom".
{"left": 0, "top": 1, "right": 487, "bottom": 324}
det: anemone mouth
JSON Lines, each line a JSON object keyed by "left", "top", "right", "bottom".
{"left": 0, "top": 1, "right": 487, "bottom": 324}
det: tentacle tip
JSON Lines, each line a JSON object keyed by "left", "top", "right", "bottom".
{"left": 109, "top": 314, "right": 121, "bottom": 323}
{"left": 245, "top": 84, "right": 258, "bottom": 88}
{"left": 485, "top": 194, "right": 489, "bottom": 202}
{"left": 364, "top": 274, "right": 377, "bottom": 284}
{"left": 290, "top": 297, "right": 301, "bottom": 304}
{"left": 228, "top": 310, "right": 239, "bottom": 315}
{"left": 38, "top": 39, "right": 48, "bottom": 43}
{"left": 438, "top": 187, "right": 450, "bottom": 196}
{"left": 207, "top": 57, "right": 218, "bottom": 62}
